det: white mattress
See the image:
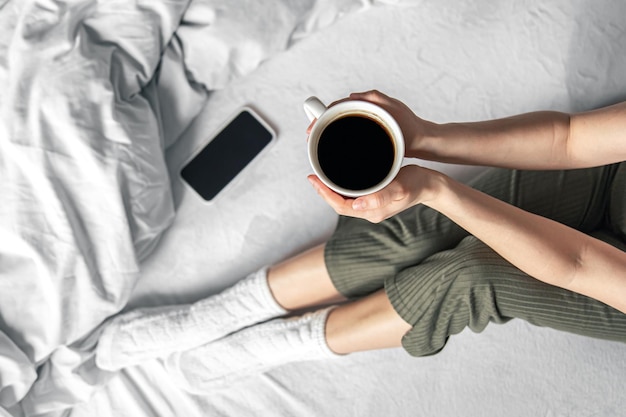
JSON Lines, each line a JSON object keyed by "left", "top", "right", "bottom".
{"left": 2, "top": 1, "right": 626, "bottom": 416}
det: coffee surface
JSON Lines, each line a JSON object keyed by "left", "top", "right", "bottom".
{"left": 317, "top": 115, "right": 394, "bottom": 191}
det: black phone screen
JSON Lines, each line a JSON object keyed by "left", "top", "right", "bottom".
{"left": 181, "top": 109, "right": 274, "bottom": 201}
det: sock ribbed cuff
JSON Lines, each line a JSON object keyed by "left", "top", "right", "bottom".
{"left": 253, "top": 266, "right": 288, "bottom": 317}
{"left": 309, "top": 307, "right": 340, "bottom": 359}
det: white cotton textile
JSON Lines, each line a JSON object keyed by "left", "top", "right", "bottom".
{"left": 165, "top": 308, "right": 338, "bottom": 393}
{"left": 0, "top": 0, "right": 372, "bottom": 412}
{"left": 0, "top": 1, "right": 188, "bottom": 413}
{"left": 0, "top": 332, "right": 35, "bottom": 408}
{"left": 177, "top": 0, "right": 370, "bottom": 91}
{"left": 96, "top": 268, "right": 286, "bottom": 371}
{"left": 3, "top": 0, "right": 626, "bottom": 416}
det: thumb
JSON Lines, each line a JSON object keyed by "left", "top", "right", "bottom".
{"left": 352, "top": 188, "right": 390, "bottom": 211}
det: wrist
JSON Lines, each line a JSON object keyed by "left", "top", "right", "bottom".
{"left": 409, "top": 166, "right": 449, "bottom": 205}
{"left": 407, "top": 121, "right": 445, "bottom": 160}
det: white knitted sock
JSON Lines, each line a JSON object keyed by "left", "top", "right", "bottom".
{"left": 164, "top": 307, "right": 340, "bottom": 393}
{"left": 96, "top": 268, "right": 286, "bottom": 371}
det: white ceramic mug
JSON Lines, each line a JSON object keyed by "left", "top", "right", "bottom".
{"left": 304, "top": 96, "right": 404, "bottom": 198}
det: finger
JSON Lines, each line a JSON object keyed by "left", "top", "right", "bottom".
{"left": 327, "top": 96, "right": 355, "bottom": 108}
{"left": 307, "top": 175, "right": 354, "bottom": 214}
{"left": 306, "top": 119, "right": 316, "bottom": 136}
{"left": 327, "top": 90, "right": 391, "bottom": 109}
{"left": 349, "top": 90, "right": 378, "bottom": 100}
{"left": 348, "top": 90, "right": 391, "bottom": 106}
{"left": 352, "top": 188, "right": 388, "bottom": 211}
{"left": 352, "top": 176, "right": 406, "bottom": 211}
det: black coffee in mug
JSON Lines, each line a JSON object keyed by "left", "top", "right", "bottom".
{"left": 317, "top": 114, "right": 395, "bottom": 191}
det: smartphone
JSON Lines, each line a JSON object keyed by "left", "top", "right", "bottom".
{"left": 181, "top": 107, "right": 275, "bottom": 201}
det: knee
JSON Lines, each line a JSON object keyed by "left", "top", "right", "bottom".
{"left": 390, "top": 237, "right": 521, "bottom": 357}
{"left": 444, "top": 240, "right": 522, "bottom": 306}
{"left": 423, "top": 239, "right": 516, "bottom": 325}
{"left": 437, "top": 237, "right": 509, "bottom": 288}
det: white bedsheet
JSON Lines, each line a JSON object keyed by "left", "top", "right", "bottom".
{"left": 2, "top": 0, "right": 626, "bottom": 416}
{"left": 0, "top": 0, "right": 371, "bottom": 415}
{"left": 0, "top": 0, "right": 187, "bottom": 411}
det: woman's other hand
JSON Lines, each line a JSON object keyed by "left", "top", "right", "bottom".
{"left": 308, "top": 165, "right": 442, "bottom": 223}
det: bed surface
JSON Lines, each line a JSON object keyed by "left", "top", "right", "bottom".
{"left": 2, "top": 1, "right": 626, "bottom": 416}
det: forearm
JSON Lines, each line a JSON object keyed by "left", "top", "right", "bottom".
{"left": 351, "top": 90, "right": 626, "bottom": 170}
{"left": 423, "top": 172, "right": 626, "bottom": 313}
{"left": 413, "top": 111, "right": 572, "bottom": 169}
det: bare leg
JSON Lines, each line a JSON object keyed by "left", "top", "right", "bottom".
{"left": 325, "top": 289, "right": 411, "bottom": 354}
{"left": 267, "top": 244, "right": 347, "bottom": 310}
{"left": 100, "top": 242, "right": 409, "bottom": 372}
{"left": 268, "top": 245, "right": 410, "bottom": 354}
{"left": 164, "top": 248, "right": 412, "bottom": 390}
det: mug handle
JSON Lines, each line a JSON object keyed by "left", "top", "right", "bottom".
{"left": 303, "top": 96, "right": 327, "bottom": 122}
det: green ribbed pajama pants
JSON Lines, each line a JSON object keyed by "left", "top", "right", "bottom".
{"left": 324, "top": 163, "right": 626, "bottom": 356}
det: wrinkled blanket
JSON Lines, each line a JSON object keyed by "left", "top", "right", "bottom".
{"left": 0, "top": 0, "right": 370, "bottom": 415}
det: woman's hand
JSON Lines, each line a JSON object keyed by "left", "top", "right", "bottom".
{"left": 308, "top": 165, "right": 442, "bottom": 223}
{"left": 345, "top": 90, "right": 437, "bottom": 159}
{"left": 306, "top": 90, "right": 437, "bottom": 157}
{"left": 305, "top": 90, "right": 442, "bottom": 222}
